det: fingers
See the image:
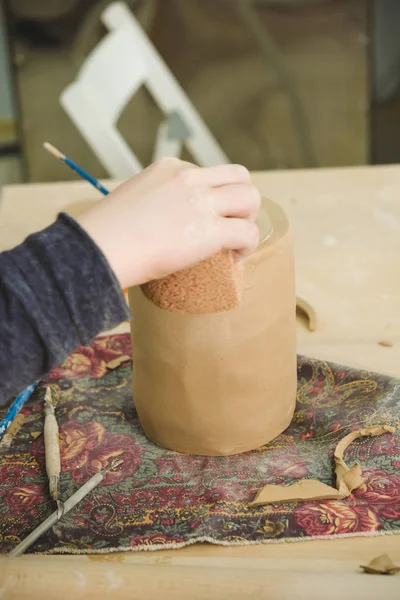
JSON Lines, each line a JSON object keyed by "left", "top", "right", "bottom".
{"left": 180, "top": 163, "right": 251, "bottom": 188}
{"left": 217, "top": 217, "right": 260, "bottom": 258}
{"left": 213, "top": 184, "right": 261, "bottom": 221}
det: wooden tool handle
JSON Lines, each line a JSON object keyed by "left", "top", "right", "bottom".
{"left": 45, "top": 413, "right": 60, "bottom": 474}
{"left": 44, "top": 412, "right": 60, "bottom": 499}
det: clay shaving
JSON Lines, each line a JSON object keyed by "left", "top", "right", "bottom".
{"left": 250, "top": 425, "right": 395, "bottom": 506}
{"left": 361, "top": 554, "right": 400, "bottom": 575}
{"left": 296, "top": 296, "right": 317, "bottom": 332}
{"left": 378, "top": 340, "right": 393, "bottom": 348}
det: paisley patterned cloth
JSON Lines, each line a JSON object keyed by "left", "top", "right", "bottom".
{"left": 0, "top": 334, "right": 399, "bottom": 554}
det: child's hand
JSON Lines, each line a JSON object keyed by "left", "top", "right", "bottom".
{"left": 77, "top": 158, "right": 261, "bottom": 288}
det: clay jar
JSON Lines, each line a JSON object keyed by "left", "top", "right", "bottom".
{"left": 128, "top": 197, "right": 297, "bottom": 456}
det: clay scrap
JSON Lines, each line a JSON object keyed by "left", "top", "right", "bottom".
{"left": 361, "top": 554, "right": 400, "bottom": 575}
{"left": 250, "top": 425, "right": 395, "bottom": 506}
{"left": 296, "top": 296, "right": 317, "bottom": 332}
{"left": 378, "top": 340, "right": 394, "bottom": 348}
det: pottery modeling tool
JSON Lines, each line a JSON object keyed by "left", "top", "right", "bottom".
{"left": 0, "top": 382, "right": 37, "bottom": 440}
{"left": 44, "top": 387, "right": 64, "bottom": 519}
{"left": 43, "top": 142, "right": 110, "bottom": 196}
{"left": 8, "top": 460, "right": 123, "bottom": 558}
{"left": 141, "top": 204, "right": 273, "bottom": 314}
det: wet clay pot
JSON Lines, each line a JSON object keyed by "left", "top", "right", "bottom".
{"left": 128, "top": 197, "right": 297, "bottom": 456}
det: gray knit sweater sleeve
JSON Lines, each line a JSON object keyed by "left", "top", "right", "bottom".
{"left": 0, "top": 213, "right": 130, "bottom": 406}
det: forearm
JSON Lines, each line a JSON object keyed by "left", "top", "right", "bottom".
{"left": 0, "top": 214, "right": 130, "bottom": 406}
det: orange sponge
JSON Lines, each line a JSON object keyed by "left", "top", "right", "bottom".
{"left": 141, "top": 250, "right": 243, "bottom": 314}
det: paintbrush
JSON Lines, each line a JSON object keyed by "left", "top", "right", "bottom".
{"left": 0, "top": 382, "right": 38, "bottom": 440}
{"left": 43, "top": 142, "right": 110, "bottom": 196}
{"left": 43, "top": 142, "right": 129, "bottom": 300}
{"left": 44, "top": 387, "right": 64, "bottom": 518}
{"left": 8, "top": 459, "right": 123, "bottom": 558}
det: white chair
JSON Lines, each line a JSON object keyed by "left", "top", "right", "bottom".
{"left": 60, "top": 1, "right": 229, "bottom": 179}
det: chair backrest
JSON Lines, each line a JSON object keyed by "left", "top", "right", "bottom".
{"left": 60, "top": 1, "right": 229, "bottom": 179}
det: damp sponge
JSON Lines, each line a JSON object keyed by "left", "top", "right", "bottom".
{"left": 140, "top": 250, "right": 243, "bottom": 314}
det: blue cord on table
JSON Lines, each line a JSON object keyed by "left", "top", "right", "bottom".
{"left": 0, "top": 382, "right": 38, "bottom": 439}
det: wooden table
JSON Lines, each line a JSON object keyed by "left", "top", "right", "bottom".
{"left": 0, "top": 165, "right": 399, "bottom": 599}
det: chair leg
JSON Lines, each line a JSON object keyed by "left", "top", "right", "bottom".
{"left": 152, "top": 111, "right": 190, "bottom": 162}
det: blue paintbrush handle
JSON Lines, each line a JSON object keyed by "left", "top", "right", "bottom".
{"left": 0, "top": 382, "right": 38, "bottom": 438}
{"left": 63, "top": 157, "right": 109, "bottom": 196}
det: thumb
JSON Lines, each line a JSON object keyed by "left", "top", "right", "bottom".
{"left": 217, "top": 217, "right": 260, "bottom": 258}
